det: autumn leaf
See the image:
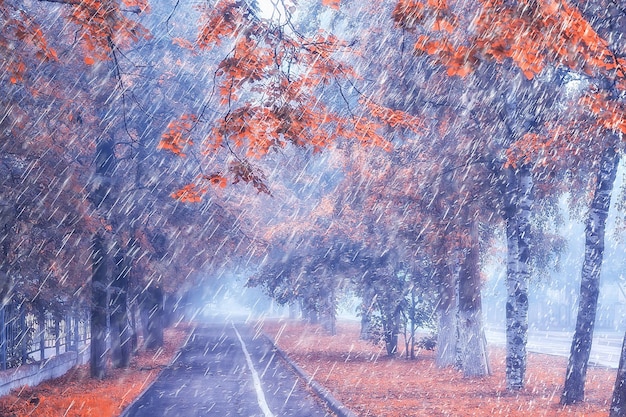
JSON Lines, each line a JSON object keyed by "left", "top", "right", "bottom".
{"left": 322, "top": 0, "right": 340, "bottom": 10}
{"left": 158, "top": 114, "right": 198, "bottom": 157}
{"left": 171, "top": 184, "right": 207, "bottom": 203}
{"left": 172, "top": 37, "right": 195, "bottom": 50}
{"left": 84, "top": 56, "right": 95, "bottom": 65}
{"left": 204, "top": 173, "right": 228, "bottom": 189}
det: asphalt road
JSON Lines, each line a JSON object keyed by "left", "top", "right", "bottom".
{"left": 120, "top": 321, "right": 334, "bottom": 417}
{"left": 486, "top": 328, "right": 624, "bottom": 368}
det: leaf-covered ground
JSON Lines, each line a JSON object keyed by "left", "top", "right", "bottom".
{"left": 260, "top": 319, "right": 614, "bottom": 417}
{"left": 0, "top": 324, "right": 190, "bottom": 417}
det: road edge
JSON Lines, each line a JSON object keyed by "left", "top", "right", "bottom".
{"left": 261, "top": 332, "right": 359, "bottom": 417}
{"left": 117, "top": 324, "right": 197, "bottom": 417}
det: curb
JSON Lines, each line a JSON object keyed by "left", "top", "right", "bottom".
{"left": 117, "top": 324, "right": 197, "bottom": 417}
{"left": 262, "top": 333, "right": 358, "bottom": 417}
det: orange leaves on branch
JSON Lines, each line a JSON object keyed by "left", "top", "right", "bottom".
{"left": 204, "top": 173, "right": 228, "bottom": 189}
{"left": 393, "top": 0, "right": 455, "bottom": 32}
{"left": 217, "top": 37, "right": 274, "bottom": 89}
{"left": 361, "top": 98, "right": 421, "bottom": 133}
{"left": 196, "top": 1, "right": 247, "bottom": 49}
{"left": 2, "top": 8, "right": 58, "bottom": 83}
{"left": 164, "top": 0, "right": 404, "bottom": 201}
{"left": 505, "top": 133, "right": 546, "bottom": 168}
{"left": 172, "top": 37, "right": 195, "bottom": 51}
{"left": 338, "top": 118, "right": 392, "bottom": 151}
{"left": 67, "top": 0, "right": 151, "bottom": 62}
{"left": 396, "top": 0, "right": 625, "bottom": 82}
{"left": 321, "top": 0, "right": 340, "bottom": 10}
{"left": 393, "top": 1, "right": 425, "bottom": 29}
{"left": 229, "top": 160, "right": 270, "bottom": 194}
{"left": 171, "top": 183, "right": 207, "bottom": 203}
{"left": 9, "top": 61, "right": 27, "bottom": 84}
{"left": 580, "top": 92, "right": 626, "bottom": 134}
{"left": 414, "top": 36, "right": 474, "bottom": 78}
{"left": 121, "top": 0, "right": 150, "bottom": 13}
{"left": 158, "top": 114, "right": 198, "bottom": 157}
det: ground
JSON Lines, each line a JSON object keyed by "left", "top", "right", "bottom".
{"left": 0, "top": 324, "right": 190, "bottom": 417}
{"left": 259, "top": 319, "right": 615, "bottom": 417}
{"left": 0, "top": 319, "right": 616, "bottom": 417}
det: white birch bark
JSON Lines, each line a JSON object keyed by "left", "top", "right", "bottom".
{"left": 504, "top": 165, "right": 532, "bottom": 390}
{"left": 436, "top": 248, "right": 458, "bottom": 368}
{"left": 458, "top": 216, "right": 489, "bottom": 377}
{"left": 562, "top": 146, "right": 620, "bottom": 404}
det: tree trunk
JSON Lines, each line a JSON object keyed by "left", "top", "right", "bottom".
{"left": 383, "top": 308, "right": 399, "bottom": 356}
{"left": 360, "top": 287, "right": 375, "bottom": 341}
{"left": 110, "top": 251, "right": 131, "bottom": 368}
{"left": 288, "top": 302, "right": 299, "bottom": 319}
{"left": 129, "top": 301, "right": 139, "bottom": 354}
{"left": 504, "top": 165, "right": 532, "bottom": 390}
{"left": 320, "top": 289, "right": 337, "bottom": 335}
{"left": 610, "top": 331, "right": 626, "bottom": 417}
{"left": 90, "top": 233, "right": 108, "bottom": 379}
{"left": 89, "top": 138, "right": 117, "bottom": 378}
{"left": 562, "top": 146, "right": 620, "bottom": 404}
{"left": 457, "top": 216, "right": 490, "bottom": 377}
{"left": 321, "top": 311, "right": 336, "bottom": 335}
{"left": 409, "top": 288, "right": 417, "bottom": 359}
{"left": 143, "top": 286, "right": 164, "bottom": 350}
{"left": 300, "top": 297, "right": 319, "bottom": 324}
{"left": 436, "top": 256, "right": 458, "bottom": 368}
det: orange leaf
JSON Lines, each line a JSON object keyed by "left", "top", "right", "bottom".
{"left": 322, "top": 0, "right": 340, "bottom": 10}
{"left": 171, "top": 184, "right": 206, "bottom": 203}
{"left": 84, "top": 56, "right": 95, "bottom": 65}
{"left": 172, "top": 37, "right": 195, "bottom": 50}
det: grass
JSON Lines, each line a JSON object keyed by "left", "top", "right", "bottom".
{"left": 259, "top": 318, "right": 615, "bottom": 417}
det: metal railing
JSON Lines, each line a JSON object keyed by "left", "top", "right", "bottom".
{"left": 0, "top": 303, "right": 90, "bottom": 370}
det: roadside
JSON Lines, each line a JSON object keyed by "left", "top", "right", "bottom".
{"left": 485, "top": 327, "right": 622, "bottom": 368}
{"left": 0, "top": 324, "right": 190, "bottom": 417}
{"left": 260, "top": 318, "right": 615, "bottom": 417}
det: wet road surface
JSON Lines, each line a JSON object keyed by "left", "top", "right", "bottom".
{"left": 486, "top": 328, "right": 623, "bottom": 368}
{"left": 121, "top": 321, "right": 334, "bottom": 417}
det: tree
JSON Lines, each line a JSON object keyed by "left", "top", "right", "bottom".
{"left": 562, "top": 143, "right": 620, "bottom": 404}
{"left": 611, "top": 332, "right": 626, "bottom": 417}
{"left": 391, "top": 0, "right": 626, "bottom": 388}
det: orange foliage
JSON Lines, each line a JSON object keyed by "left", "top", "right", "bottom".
{"left": 321, "top": 0, "right": 340, "bottom": 10}
{"left": 172, "top": 37, "right": 195, "bottom": 50}
{"left": 262, "top": 320, "right": 614, "bottom": 417}
{"left": 0, "top": 325, "right": 190, "bottom": 417}
{"left": 158, "top": 114, "right": 197, "bottom": 157}
{"left": 580, "top": 91, "right": 626, "bottom": 134}
{"left": 393, "top": 0, "right": 456, "bottom": 33}
{"left": 170, "top": 183, "right": 207, "bottom": 203}
{"left": 1, "top": 6, "right": 58, "bottom": 84}
{"left": 394, "top": 0, "right": 626, "bottom": 81}
{"left": 164, "top": 1, "right": 421, "bottom": 198}
{"left": 196, "top": 1, "right": 246, "bottom": 49}
{"left": 66, "top": 0, "right": 151, "bottom": 62}
{"left": 361, "top": 98, "right": 422, "bottom": 133}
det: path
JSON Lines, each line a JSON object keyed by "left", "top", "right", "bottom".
{"left": 120, "top": 320, "right": 334, "bottom": 417}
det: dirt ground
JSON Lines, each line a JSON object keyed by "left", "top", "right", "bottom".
{"left": 260, "top": 319, "right": 615, "bottom": 417}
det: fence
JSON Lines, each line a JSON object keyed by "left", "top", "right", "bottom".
{"left": 0, "top": 303, "right": 90, "bottom": 370}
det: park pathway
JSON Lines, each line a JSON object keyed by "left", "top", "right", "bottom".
{"left": 120, "top": 320, "right": 334, "bottom": 417}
